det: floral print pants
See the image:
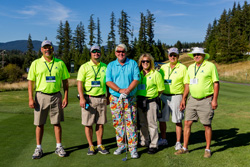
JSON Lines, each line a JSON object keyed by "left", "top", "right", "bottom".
{"left": 110, "top": 95, "right": 138, "bottom": 153}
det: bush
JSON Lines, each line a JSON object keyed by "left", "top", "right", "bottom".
{"left": 1, "top": 64, "right": 24, "bottom": 83}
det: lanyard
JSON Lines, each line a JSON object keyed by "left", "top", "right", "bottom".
{"left": 92, "top": 65, "right": 101, "bottom": 80}
{"left": 194, "top": 62, "right": 203, "bottom": 78}
{"left": 168, "top": 66, "right": 176, "bottom": 79}
{"left": 44, "top": 58, "right": 54, "bottom": 76}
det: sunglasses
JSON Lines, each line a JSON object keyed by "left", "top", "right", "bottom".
{"left": 169, "top": 54, "right": 178, "bottom": 57}
{"left": 116, "top": 50, "right": 125, "bottom": 53}
{"left": 92, "top": 50, "right": 101, "bottom": 53}
{"left": 43, "top": 46, "right": 52, "bottom": 49}
{"left": 193, "top": 54, "right": 202, "bottom": 57}
{"left": 141, "top": 60, "right": 150, "bottom": 63}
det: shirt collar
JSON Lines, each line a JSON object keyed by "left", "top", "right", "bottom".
{"left": 167, "top": 61, "right": 180, "bottom": 68}
{"left": 115, "top": 57, "right": 129, "bottom": 66}
{"left": 89, "top": 59, "right": 101, "bottom": 66}
{"left": 41, "top": 55, "right": 54, "bottom": 63}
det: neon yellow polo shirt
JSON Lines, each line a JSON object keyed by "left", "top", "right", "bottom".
{"left": 160, "top": 62, "right": 188, "bottom": 94}
{"left": 187, "top": 60, "right": 219, "bottom": 99}
{"left": 27, "top": 56, "right": 70, "bottom": 94}
{"left": 136, "top": 70, "right": 165, "bottom": 98}
{"left": 77, "top": 60, "right": 107, "bottom": 96}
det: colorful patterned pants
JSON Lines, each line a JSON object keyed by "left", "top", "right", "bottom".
{"left": 110, "top": 95, "right": 138, "bottom": 153}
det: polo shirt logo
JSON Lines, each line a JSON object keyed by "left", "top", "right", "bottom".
{"left": 201, "top": 70, "right": 204, "bottom": 73}
{"left": 149, "top": 77, "right": 151, "bottom": 79}
{"left": 102, "top": 70, "right": 105, "bottom": 72}
{"left": 174, "top": 71, "right": 177, "bottom": 74}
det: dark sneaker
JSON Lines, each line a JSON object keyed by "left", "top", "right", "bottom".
{"left": 174, "top": 148, "right": 189, "bottom": 155}
{"left": 204, "top": 150, "right": 211, "bottom": 158}
{"left": 32, "top": 147, "right": 43, "bottom": 159}
{"left": 147, "top": 147, "right": 158, "bottom": 154}
{"left": 97, "top": 145, "right": 109, "bottom": 154}
{"left": 113, "top": 147, "right": 126, "bottom": 155}
{"left": 87, "top": 146, "right": 96, "bottom": 155}
{"left": 55, "top": 146, "right": 66, "bottom": 157}
{"left": 131, "top": 151, "right": 139, "bottom": 159}
{"left": 158, "top": 138, "right": 168, "bottom": 146}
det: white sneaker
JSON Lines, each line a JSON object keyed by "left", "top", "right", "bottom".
{"left": 131, "top": 151, "right": 139, "bottom": 159}
{"left": 113, "top": 147, "right": 126, "bottom": 155}
{"left": 158, "top": 138, "right": 168, "bottom": 146}
{"left": 175, "top": 142, "right": 183, "bottom": 150}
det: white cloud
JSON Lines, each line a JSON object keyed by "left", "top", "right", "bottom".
{"left": 154, "top": 10, "right": 188, "bottom": 17}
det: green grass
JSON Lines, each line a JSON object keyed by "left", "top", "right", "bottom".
{"left": 0, "top": 83, "right": 250, "bottom": 167}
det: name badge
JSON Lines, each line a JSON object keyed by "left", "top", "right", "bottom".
{"left": 138, "top": 84, "right": 146, "bottom": 90}
{"left": 91, "top": 81, "right": 101, "bottom": 87}
{"left": 164, "top": 79, "right": 172, "bottom": 85}
{"left": 46, "top": 76, "right": 56, "bottom": 83}
{"left": 190, "top": 78, "right": 198, "bottom": 85}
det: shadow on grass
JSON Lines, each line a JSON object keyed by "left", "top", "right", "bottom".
{"left": 185, "top": 128, "right": 250, "bottom": 153}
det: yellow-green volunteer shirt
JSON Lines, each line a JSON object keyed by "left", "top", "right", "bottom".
{"left": 77, "top": 60, "right": 107, "bottom": 96}
{"left": 160, "top": 62, "right": 188, "bottom": 95}
{"left": 27, "top": 56, "right": 70, "bottom": 94}
{"left": 187, "top": 60, "right": 219, "bottom": 99}
{"left": 137, "top": 70, "right": 165, "bottom": 98}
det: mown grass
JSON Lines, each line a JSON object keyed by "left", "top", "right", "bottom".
{"left": 0, "top": 83, "right": 250, "bottom": 167}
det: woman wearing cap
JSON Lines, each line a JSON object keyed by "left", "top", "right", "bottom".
{"left": 137, "top": 53, "right": 165, "bottom": 154}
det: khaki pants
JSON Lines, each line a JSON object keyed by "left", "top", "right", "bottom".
{"left": 138, "top": 101, "right": 158, "bottom": 148}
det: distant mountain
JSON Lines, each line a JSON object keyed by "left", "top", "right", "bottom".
{"left": 0, "top": 40, "right": 58, "bottom": 52}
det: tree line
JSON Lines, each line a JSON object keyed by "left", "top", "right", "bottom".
{"left": 205, "top": 1, "right": 250, "bottom": 63}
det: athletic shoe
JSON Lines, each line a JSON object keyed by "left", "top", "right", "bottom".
{"left": 158, "top": 138, "right": 168, "bottom": 146}
{"left": 204, "top": 150, "right": 211, "bottom": 158}
{"left": 147, "top": 147, "right": 158, "bottom": 154}
{"left": 113, "top": 147, "right": 126, "bottom": 155}
{"left": 97, "top": 145, "right": 109, "bottom": 154}
{"left": 175, "top": 142, "right": 183, "bottom": 150}
{"left": 55, "top": 146, "right": 66, "bottom": 157}
{"left": 87, "top": 146, "right": 96, "bottom": 155}
{"left": 32, "top": 147, "right": 43, "bottom": 159}
{"left": 174, "top": 148, "right": 189, "bottom": 155}
{"left": 131, "top": 151, "right": 139, "bottom": 159}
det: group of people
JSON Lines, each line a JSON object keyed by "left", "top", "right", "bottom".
{"left": 28, "top": 40, "right": 219, "bottom": 160}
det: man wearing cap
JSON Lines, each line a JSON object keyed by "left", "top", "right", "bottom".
{"left": 158, "top": 47, "right": 189, "bottom": 150}
{"left": 28, "top": 40, "right": 70, "bottom": 159}
{"left": 77, "top": 45, "right": 109, "bottom": 155}
{"left": 106, "top": 44, "right": 140, "bottom": 159}
{"left": 175, "top": 47, "right": 219, "bottom": 158}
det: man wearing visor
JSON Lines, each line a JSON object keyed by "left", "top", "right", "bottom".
{"left": 28, "top": 40, "right": 70, "bottom": 159}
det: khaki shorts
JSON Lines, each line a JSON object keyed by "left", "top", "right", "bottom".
{"left": 81, "top": 95, "right": 107, "bottom": 126}
{"left": 185, "top": 96, "right": 214, "bottom": 125}
{"left": 34, "top": 92, "right": 64, "bottom": 126}
{"left": 158, "top": 94, "right": 184, "bottom": 123}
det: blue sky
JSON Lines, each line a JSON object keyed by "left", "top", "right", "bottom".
{"left": 0, "top": 0, "right": 246, "bottom": 45}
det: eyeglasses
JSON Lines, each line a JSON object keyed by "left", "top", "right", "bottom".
{"left": 116, "top": 50, "right": 125, "bottom": 53}
{"left": 169, "top": 54, "right": 178, "bottom": 57}
{"left": 141, "top": 60, "right": 150, "bottom": 63}
{"left": 92, "top": 50, "right": 101, "bottom": 53}
{"left": 43, "top": 46, "right": 52, "bottom": 49}
{"left": 193, "top": 54, "right": 202, "bottom": 57}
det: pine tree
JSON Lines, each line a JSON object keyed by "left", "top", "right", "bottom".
{"left": 74, "top": 21, "right": 86, "bottom": 54}
{"left": 56, "top": 21, "right": 64, "bottom": 57}
{"left": 97, "top": 17, "right": 103, "bottom": 46}
{"left": 146, "top": 10, "right": 155, "bottom": 47}
{"left": 88, "top": 14, "right": 96, "bottom": 46}
{"left": 62, "top": 20, "right": 72, "bottom": 70}
{"left": 23, "top": 34, "right": 35, "bottom": 71}
{"left": 174, "top": 40, "right": 182, "bottom": 52}
{"left": 107, "top": 12, "right": 116, "bottom": 51}
{"left": 118, "top": 10, "right": 131, "bottom": 47}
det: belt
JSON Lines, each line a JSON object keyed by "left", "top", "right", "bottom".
{"left": 193, "top": 94, "right": 213, "bottom": 100}
{"left": 37, "top": 91, "right": 60, "bottom": 95}
{"left": 87, "top": 94, "right": 105, "bottom": 98}
{"left": 162, "top": 93, "right": 182, "bottom": 96}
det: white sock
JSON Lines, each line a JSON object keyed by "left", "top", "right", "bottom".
{"left": 182, "top": 147, "right": 187, "bottom": 151}
{"left": 37, "top": 145, "right": 42, "bottom": 149}
{"left": 56, "top": 143, "right": 62, "bottom": 148}
{"left": 97, "top": 144, "right": 102, "bottom": 147}
{"left": 176, "top": 142, "right": 181, "bottom": 144}
{"left": 205, "top": 149, "right": 211, "bottom": 152}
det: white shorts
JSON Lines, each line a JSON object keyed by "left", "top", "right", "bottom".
{"left": 158, "top": 94, "right": 184, "bottom": 123}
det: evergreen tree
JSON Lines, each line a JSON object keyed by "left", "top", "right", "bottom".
{"left": 74, "top": 21, "right": 86, "bottom": 54}
{"left": 107, "top": 12, "right": 116, "bottom": 51}
{"left": 146, "top": 10, "right": 155, "bottom": 47}
{"left": 97, "top": 17, "right": 103, "bottom": 46}
{"left": 174, "top": 40, "right": 182, "bottom": 52}
{"left": 88, "top": 14, "right": 96, "bottom": 46}
{"left": 118, "top": 10, "right": 131, "bottom": 47}
{"left": 62, "top": 20, "right": 72, "bottom": 70}
{"left": 23, "top": 34, "right": 35, "bottom": 71}
{"left": 56, "top": 21, "right": 64, "bottom": 57}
